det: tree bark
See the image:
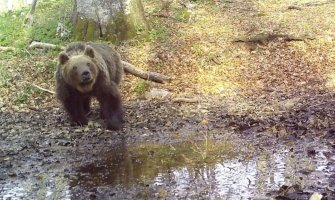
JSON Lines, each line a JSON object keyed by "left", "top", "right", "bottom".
{"left": 72, "top": 0, "right": 149, "bottom": 41}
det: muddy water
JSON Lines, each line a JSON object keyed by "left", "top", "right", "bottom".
{"left": 1, "top": 134, "right": 335, "bottom": 199}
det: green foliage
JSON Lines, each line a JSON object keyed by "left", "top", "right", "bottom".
{"left": 174, "top": 8, "right": 191, "bottom": 22}
{"left": 0, "top": 64, "right": 9, "bottom": 86}
{"left": 29, "top": 0, "right": 73, "bottom": 44}
{"left": 0, "top": 0, "right": 73, "bottom": 50}
{"left": 148, "top": 28, "right": 167, "bottom": 41}
{"left": 46, "top": 60, "right": 57, "bottom": 70}
{"left": 0, "top": 52, "right": 16, "bottom": 59}
{"left": 0, "top": 9, "right": 29, "bottom": 47}
{"left": 18, "top": 86, "right": 32, "bottom": 103}
{"left": 192, "top": 44, "right": 203, "bottom": 56}
{"left": 133, "top": 80, "right": 150, "bottom": 95}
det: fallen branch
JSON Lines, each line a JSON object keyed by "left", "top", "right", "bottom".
{"left": 0, "top": 46, "right": 15, "bottom": 52}
{"left": 304, "top": 0, "right": 335, "bottom": 7}
{"left": 28, "top": 41, "right": 64, "bottom": 50}
{"left": 172, "top": 97, "right": 199, "bottom": 103}
{"left": 122, "top": 61, "right": 172, "bottom": 84}
{"left": 234, "top": 33, "right": 314, "bottom": 44}
{"left": 286, "top": 0, "right": 335, "bottom": 11}
{"left": 287, "top": 5, "right": 302, "bottom": 10}
{"left": 23, "top": 81, "right": 55, "bottom": 94}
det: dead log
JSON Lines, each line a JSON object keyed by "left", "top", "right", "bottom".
{"left": 28, "top": 41, "right": 64, "bottom": 50}
{"left": 0, "top": 46, "right": 15, "bottom": 52}
{"left": 121, "top": 61, "right": 171, "bottom": 84}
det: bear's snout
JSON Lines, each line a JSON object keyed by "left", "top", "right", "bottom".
{"left": 81, "top": 70, "right": 91, "bottom": 82}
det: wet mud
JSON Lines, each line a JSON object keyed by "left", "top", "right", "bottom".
{"left": 1, "top": 99, "right": 335, "bottom": 199}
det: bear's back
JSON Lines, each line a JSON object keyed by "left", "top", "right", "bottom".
{"left": 65, "top": 42, "right": 86, "bottom": 56}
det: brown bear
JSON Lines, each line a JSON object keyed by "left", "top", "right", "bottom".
{"left": 55, "top": 42, "right": 123, "bottom": 130}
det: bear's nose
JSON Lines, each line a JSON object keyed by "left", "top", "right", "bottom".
{"left": 82, "top": 71, "right": 91, "bottom": 82}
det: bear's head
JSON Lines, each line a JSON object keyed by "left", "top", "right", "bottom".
{"left": 59, "top": 46, "right": 98, "bottom": 93}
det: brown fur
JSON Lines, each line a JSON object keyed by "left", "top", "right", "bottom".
{"left": 55, "top": 42, "right": 123, "bottom": 130}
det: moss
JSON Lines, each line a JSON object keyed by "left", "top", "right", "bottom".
{"left": 127, "top": 0, "right": 149, "bottom": 37}
{"left": 105, "top": 0, "right": 148, "bottom": 42}
{"left": 73, "top": 18, "right": 99, "bottom": 41}
{"left": 73, "top": 18, "right": 87, "bottom": 40}
{"left": 86, "top": 19, "right": 96, "bottom": 41}
{"left": 105, "top": 12, "right": 132, "bottom": 43}
{"left": 73, "top": 0, "right": 149, "bottom": 42}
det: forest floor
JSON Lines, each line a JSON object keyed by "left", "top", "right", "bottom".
{"left": 1, "top": 0, "right": 335, "bottom": 199}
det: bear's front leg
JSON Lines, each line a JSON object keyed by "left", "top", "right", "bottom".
{"left": 97, "top": 83, "right": 123, "bottom": 130}
{"left": 63, "top": 96, "right": 88, "bottom": 126}
{"left": 83, "top": 97, "right": 91, "bottom": 116}
{"left": 56, "top": 75, "right": 88, "bottom": 126}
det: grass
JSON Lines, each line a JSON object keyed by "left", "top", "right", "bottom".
{"left": 174, "top": 8, "right": 191, "bottom": 22}
{"left": 0, "top": 0, "right": 73, "bottom": 49}
{"left": 18, "top": 86, "right": 32, "bottom": 104}
{"left": 0, "top": 63, "right": 9, "bottom": 86}
{"left": 0, "top": 8, "right": 29, "bottom": 47}
{"left": 148, "top": 27, "right": 168, "bottom": 41}
{"left": 133, "top": 80, "right": 150, "bottom": 96}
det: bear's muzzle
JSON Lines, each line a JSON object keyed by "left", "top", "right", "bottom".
{"left": 81, "top": 70, "right": 91, "bottom": 83}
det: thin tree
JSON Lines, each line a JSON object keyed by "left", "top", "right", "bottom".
{"left": 24, "top": 0, "right": 38, "bottom": 27}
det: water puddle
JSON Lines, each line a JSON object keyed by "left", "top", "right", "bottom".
{"left": 1, "top": 135, "right": 335, "bottom": 199}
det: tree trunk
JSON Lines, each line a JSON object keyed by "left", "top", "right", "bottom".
{"left": 72, "top": 0, "right": 149, "bottom": 42}
{"left": 24, "top": 0, "right": 38, "bottom": 27}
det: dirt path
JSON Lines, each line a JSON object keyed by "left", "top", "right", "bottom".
{"left": 1, "top": 0, "right": 335, "bottom": 199}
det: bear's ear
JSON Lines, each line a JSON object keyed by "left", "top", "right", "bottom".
{"left": 59, "top": 52, "right": 69, "bottom": 65}
{"left": 84, "top": 46, "right": 95, "bottom": 58}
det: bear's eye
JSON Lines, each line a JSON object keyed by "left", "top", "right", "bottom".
{"left": 73, "top": 66, "right": 78, "bottom": 70}
{"left": 87, "top": 62, "right": 91, "bottom": 67}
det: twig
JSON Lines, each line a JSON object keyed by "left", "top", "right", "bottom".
{"left": 23, "top": 81, "right": 55, "bottom": 94}
{"left": 288, "top": 5, "right": 302, "bottom": 10}
{"left": 172, "top": 97, "right": 199, "bottom": 103}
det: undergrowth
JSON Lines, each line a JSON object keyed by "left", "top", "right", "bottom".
{"left": 0, "top": 0, "right": 73, "bottom": 49}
